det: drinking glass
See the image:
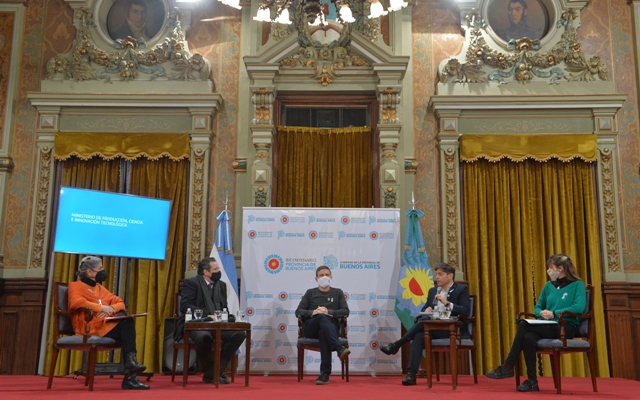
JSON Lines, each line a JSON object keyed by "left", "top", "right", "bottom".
{"left": 240, "top": 311, "right": 246, "bottom": 322}
{"left": 194, "top": 309, "right": 203, "bottom": 320}
{"left": 215, "top": 310, "right": 222, "bottom": 321}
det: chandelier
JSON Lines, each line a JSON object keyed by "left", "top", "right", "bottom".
{"left": 252, "top": 0, "right": 408, "bottom": 26}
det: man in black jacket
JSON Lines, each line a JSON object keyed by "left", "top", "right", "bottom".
{"left": 379, "top": 263, "right": 471, "bottom": 385}
{"left": 295, "top": 265, "right": 350, "bottom": 385}
{"left": 179, "top": 257, "right": 245, "bottom": 384}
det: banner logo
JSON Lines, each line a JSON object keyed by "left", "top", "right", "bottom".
{"left": 369, "top": 216, "right": 376, "bottom": 225}
{"left": 323, "top": 254, "right": 338, "bottom": 270}
{"left": 278, "top": 323, "right": 287, "bottom": 333}
{"left": 281, "top": 216, "right": 289, "bottom": 224}
{"left": 278, "top": 291, "right": 288, "bottom": 301}
{"left": 309, "top": 230, "right": 318, "bottom": 240}
{"left": 248, "top": 230, "right": 257, "bottom": 239}
{"left": 248, "top": 215, "right": 255, "bottom": 224}
{"left": 370, "top": 308, "right": 379, "bottom": 318}
{"left": 369, "top": 340, "right": 379, "bottom": 350}
{"left": 344, "top": 292, "right": 350, "bottom": 301}
{"left": 265, "top": 254, "right": 284, "bottom": 274}
{"left": 246, "top": 307, "right": 255, "bottom": 317}
{"left": 277, "top": 356, "right": 287, "bottom": 365}
{"left": 370, "top": 231, "right": 378, "bottom": 240}
{"left": 341, "top": 216, "right": 350, "bottom": 225}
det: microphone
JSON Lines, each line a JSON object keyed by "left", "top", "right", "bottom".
{"left": 433, "top": 286, "right": 442, "bottom": 306}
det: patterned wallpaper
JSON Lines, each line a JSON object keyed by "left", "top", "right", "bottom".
{"left": 0, "top": 12, "right": 15, "bottom": 147}
{"left": 2, "top": 0, "right": 640, "bottom": 274}
{"left": 412, "top": 1, "right": 464, "bottom": 267}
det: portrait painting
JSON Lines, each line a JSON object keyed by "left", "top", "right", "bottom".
{"left": 487, "top": 0, "right": 550, "bottom": 43}
{"left": 106, "top": 0, "right": 165, "bottom": 42}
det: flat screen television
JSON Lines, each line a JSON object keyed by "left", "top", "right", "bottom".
{"left": 53, "top": 187, "right": 171, "bottom": 260}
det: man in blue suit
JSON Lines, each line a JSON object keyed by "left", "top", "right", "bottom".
{"left": 379, "top": 263, "right": 471, "bottom": 385}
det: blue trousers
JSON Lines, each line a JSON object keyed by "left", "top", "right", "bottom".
{"left": 304, "top": 314, "right": 341, "bottom": 374}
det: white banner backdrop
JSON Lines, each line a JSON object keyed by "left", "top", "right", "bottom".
{"left": 239, "top": 207, "right": 401, "bottom": 375}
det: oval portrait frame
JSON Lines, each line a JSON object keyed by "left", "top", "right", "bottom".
{"left": 94, "top": 0, "right": 168, "bottom": 47}
{"left": 483, "top": 0, "right": 558, "bottom": 47}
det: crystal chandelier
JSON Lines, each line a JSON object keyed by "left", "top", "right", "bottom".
{"left": 252, "top": 0, "right": 408, "bottom": 25}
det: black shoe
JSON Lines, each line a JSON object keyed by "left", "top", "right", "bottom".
{"left": 315, "top": 372, "right": 330, "bottom": 385}
{"left": 202, "top": 369, "right": 214, "bottom": 383}
{"left": 401, "top": 370, "right": 416, "bottom": 386}
{"left": 219, "top": 373, "right": 230, "bottom": 384}
{"left": 517, "top": 379, "right": 539, "bottom": 392}
{"left": 337, "top": 346, "right": 351, "bottom": 361}
{"left": 380, "top": 343, "right": 399, "bottom": 356}
{"left": 124, "top": 353, "right": 146, "bottom": 374}
{"left": 121, "top": 374, "right": 150, "bottom": 390}
{"left": 486, "top": 365, "right": 514, "bottom": 379}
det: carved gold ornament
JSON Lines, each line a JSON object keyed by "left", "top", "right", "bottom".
{"left": 440, "top": 9, "right": 608, "bottom": 84}
{"left": 46, "top": 8, "right": 211, "bottom": 83}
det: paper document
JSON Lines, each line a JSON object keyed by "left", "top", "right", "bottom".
{"left": 524, "top": 319, "right": 557, "bottom": 325}
{"left": 105, "top": 312, "right": 148, "bottom": 322}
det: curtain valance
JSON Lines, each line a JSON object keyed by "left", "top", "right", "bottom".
{"left": 54, "top": 133, "right": 190, "bottom": 161}
{"left": 460, "top": 134, "right": 597, "bottom": 163}
{"left": 277, "top": 126, "right": 372, "bottom": 135}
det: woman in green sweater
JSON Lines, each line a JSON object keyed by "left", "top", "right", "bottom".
{"left": 485, "top": 254, "right": 586, "bottom": 392}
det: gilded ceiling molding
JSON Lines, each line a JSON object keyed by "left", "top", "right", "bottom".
{"left": 46, "top": 7, "right": 211, "bottom": 83}
{"left": 440, "top": 7, "right": 607, "bottom": 84}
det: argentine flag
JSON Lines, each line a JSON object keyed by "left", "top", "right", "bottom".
{"left": 210, "top": 209, "right": 240, "bottom": 314}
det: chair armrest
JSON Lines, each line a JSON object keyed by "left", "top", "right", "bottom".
{"left": 516, "top": 312, "right": 537, "bottom": 323}
{"left": 297, "top": 317, "right": 304, "bottom": 338}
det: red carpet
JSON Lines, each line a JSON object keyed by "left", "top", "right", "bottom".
{"left": 1, "top": 374, "right": 638, "bottom": 399}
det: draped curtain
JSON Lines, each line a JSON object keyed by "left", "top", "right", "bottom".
{"left": 276, "top": 126, "right": 373, "bottom": 207}
{"left": 461, "top": 134, "right": 609, "bottom": 378}
{"left": 44, "top": 133, "right": 189, "bottom": 375}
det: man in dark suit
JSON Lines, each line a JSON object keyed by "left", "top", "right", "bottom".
{"left": 178, "top": 257, "right": 246, "bottom": 384}
{"left": 379, "top": 263, "right": 470, "bottom": 385}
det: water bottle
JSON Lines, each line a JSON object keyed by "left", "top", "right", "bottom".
{"left": 221, "top": 308, "right": 229, "bottom": 322}
{"left": 185, "top": 308, "right": 193, "bottom": 322}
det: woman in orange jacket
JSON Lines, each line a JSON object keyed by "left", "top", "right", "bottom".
{"left": 68, "top": 256, "right": 149, "bottom": 390}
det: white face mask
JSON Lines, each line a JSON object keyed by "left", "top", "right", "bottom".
{"left": 547, "top": 269, "right": 560, "bottom": 281}
{"left": 317, "top": 276, "right": 331, "bottom": 288}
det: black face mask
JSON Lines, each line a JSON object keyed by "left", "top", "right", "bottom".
{"left": 211, "top": 271, "right": 222, "bottom": 283}
{"left": 95, "top": 270, "right": 108, "bottom": 284}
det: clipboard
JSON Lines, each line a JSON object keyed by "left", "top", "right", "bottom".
{"left": 105, "top": 312, "right": 148, "bottom": 322}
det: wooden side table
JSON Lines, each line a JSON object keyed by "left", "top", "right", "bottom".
{"left": 419, "top": 318, "right": 461, "bottom": 389}
{"left": 182, "top": 321, "right": 251, "bottom": 388}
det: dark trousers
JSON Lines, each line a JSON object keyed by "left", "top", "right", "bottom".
{"left": 190, "top": 330, "right": 246, "bottom": 377}
{"left": 505, "top": 320, "right": 576, "bottom": 381}
{"left": 104, "top": 318, "right": 137, "bottom": 355}
{"left": 396, "top": 318, "right": 449, "bottom": 373}
{"left": 303, "top": 314, "right": 341, "bottom": 375}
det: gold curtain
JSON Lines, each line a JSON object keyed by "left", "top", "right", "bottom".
{"left": 463, "top": 158, "right": 609, "bottom": 378}
{"left": 54, "top": 133, "right": 190, "bottom": 161}
{"left": 126, "top": 157, "right": 188, "bottom": 372}
{"left": 44, "top": 157, "right": 122, "bottom": 375}
{"left": 276, "top": 126, "right": 373, "bottom": 207}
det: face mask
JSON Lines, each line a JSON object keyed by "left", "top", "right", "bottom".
{"left": 547, "top": 269, "right": 560, "bottom": 281}
{"left": 95, "top": 270, "right": 108, "bottom": 283}
{"left": 317, "top": 276, "right": 331, "bottom": 288}
{"left": 211, "top": 271, "right": 222, "bottom": 283}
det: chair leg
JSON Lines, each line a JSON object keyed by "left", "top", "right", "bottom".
{"left": 47, "top": 347, "right": 60, "bottom": 389}
{"left": 471, "top": 349, "right": 478, "bottom": 384}
{"left": 552, "top": 351, "right": 562, "bottom": 394}
{"left": 171, "top": 346, "right": 178, "bottom": 382}
{"left": 587, "top": 350, "right": 598, "bottom": 393}
{"left": 297, "top": 346, "right": 303, "bottom": 382}
{"left": 345, "top": 352, "right": 349, "bottom": 383}
{"left": 434, "top": 352, "right": 440, "bottom": 382}
{"left": 87, "top": 349, "right": 98, "bottom": 392}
